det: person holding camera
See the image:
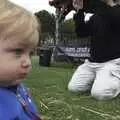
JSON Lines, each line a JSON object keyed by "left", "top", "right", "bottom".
{"left": 68, "top": 0, "right": 120, "bottom": 100}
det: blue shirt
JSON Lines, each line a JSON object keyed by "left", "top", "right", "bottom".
{"left": 0, "top": 84, "right": 41, "bottom": 120}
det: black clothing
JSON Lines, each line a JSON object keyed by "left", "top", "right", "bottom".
{"left": 74, "top": 4, "right": 120, "bottom": 62}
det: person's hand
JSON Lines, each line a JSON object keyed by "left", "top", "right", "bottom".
{"left": 101, "top": 0, "right": 117, "bottom": 7}
{"left": 72, "top": 0, "right": 83, "bottom": 11}
{"left": 114, "top": 0, "right": 120, "bottom": 5}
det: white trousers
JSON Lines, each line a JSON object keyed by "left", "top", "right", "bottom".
{"left": 68, "top": 58, "right": 120, "bottom": 100}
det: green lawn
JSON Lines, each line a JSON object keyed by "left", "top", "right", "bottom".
{"left": 25, "top": 56, "right": 120, "bottom": 120}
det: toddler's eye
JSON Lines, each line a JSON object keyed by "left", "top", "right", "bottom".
{"left": 15, "top": 48, "right": 23, "bottom": 56}
{"left": 29, "top": 51, "right": 34, "bottom": 57}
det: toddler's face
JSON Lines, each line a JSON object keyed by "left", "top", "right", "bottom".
{"left": 0, "top": 39, "right": 34, "bottom": 86}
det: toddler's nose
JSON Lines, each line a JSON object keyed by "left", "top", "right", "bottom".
{"left": 21, "top": 55, "right": 31, "bottom": 68}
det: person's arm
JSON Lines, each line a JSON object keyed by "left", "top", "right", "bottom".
{"left": 73, "top": 10, "right": 93, "bottom": 37}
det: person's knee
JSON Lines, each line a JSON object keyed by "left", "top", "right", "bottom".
{"left": 68, "top": 81, "right": 89, "bottom": 92}
{"left": 68, "top": 82, "right": 79, "bottom": 92}
{"left": 91, "top": 89, "right": 115, "bottom": 100}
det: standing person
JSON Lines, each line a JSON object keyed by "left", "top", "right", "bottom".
{"left": 68, "top": 0, "right": 120, "bottom": 100}
{"left": 0, "top": 0, "right": 42, "bottom": 119}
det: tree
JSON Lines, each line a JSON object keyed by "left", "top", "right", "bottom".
{"left": 61, "top": 19, "right": 75, "bottom": 34}
{"left": 35, "top": 10, "right": 56, "bottom": 46}
{"left": 60, "top": 19, "right": 77, "bottom": 44}
{"left": 35, "top": 10, "right": 55, "bottom": 36}
{"left": 61, "top": 19, "right": 90, "bottom": 46}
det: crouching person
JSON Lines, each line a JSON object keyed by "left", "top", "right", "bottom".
{"left": 68, "top": 0, "right": 120, "bottom": 100}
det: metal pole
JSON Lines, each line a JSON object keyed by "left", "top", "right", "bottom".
{"left": 55, "top": 8, "right": 61, "bottom": 45}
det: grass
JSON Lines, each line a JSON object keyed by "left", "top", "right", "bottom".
{"left": 24, "top": 56, "right": 120, "bottom": 120}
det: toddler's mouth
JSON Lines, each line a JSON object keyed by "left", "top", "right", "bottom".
{"left": 19, "top": 73, "right": 28, "bottom": 78}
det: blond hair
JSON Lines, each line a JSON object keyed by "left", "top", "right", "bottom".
{"left": 0, "top": 0, "right": 40, "bottom": 47}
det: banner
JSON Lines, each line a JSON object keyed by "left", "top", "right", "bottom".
{"left": 53, "top": 45, "right": 90, "bottom": 62}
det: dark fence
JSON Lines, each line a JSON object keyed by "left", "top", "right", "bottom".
{"left": 39, "top": 33, "right": 91, "bottom": 47}
{"left": 53, "top": 44, "right": 90, "bottom": 63}
{"left": 34, "top": 33, "right": 91, "bottom": 65}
